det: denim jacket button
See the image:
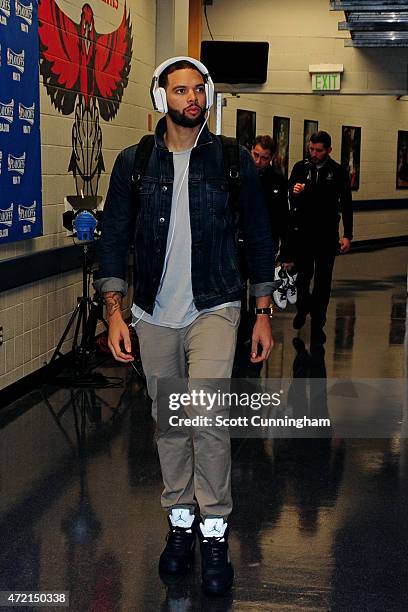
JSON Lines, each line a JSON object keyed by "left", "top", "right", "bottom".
{"left": 162, "top": 186, "right": 167, "bottom": 192}
{"left": 159, "top": 217, "right": 165, "bottom": 223}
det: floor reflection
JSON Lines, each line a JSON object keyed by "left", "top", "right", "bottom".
{"left": 331, "top": 438, "right": 408, "bottom": 611}
{"left": 0, "top": 246, "right": 407, "bottom": 610}
{"left": 335, "top": 301, "right": 356, "bottom": 350}
{"left": 389, "top": 292, "right": 407, "bottom": 346}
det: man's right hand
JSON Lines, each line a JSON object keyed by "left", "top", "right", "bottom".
{"left": 104, "top": 291, "right": 134, "bottom": 362}
{"left": 107, "top": 311, "right": 134, "bottom": 362}
{"left": 293, "top": 182, "right": 305, "bottom": 195}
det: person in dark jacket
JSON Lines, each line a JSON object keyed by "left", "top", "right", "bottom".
{"left": 234, "top": 135, "right": 292, "bottom": 341}
{"left": 287, "top": 130, "right": 353, "bottom": 345}
{"left": 251, "top": 135, "right": 291, "bottom": 262}
{"left": 94, "top": 57, "right": 275, "bottom": 596}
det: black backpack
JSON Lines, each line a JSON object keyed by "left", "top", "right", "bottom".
{"left": 130, "top": 134, "right": 242, "bottom": 236}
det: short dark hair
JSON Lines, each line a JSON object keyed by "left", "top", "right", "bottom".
{"left": 253, "top": 135, "right": 275, "bottom": 155}
{"left": 158, "top": 60, "right": 204, "bottom": 89}
{"left": 310, "top": 130, "right": 331, "bottom": 149}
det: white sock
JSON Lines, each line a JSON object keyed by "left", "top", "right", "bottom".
{"left": 200, "top": 518, "right": 227, "bottom": 540}
{"left": 169, "top": 508, "right": 195, "bottom": 530}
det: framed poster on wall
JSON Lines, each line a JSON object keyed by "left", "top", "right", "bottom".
{"left": 303, "top": 119, "right": 318, "bottom": 159}
{"left": 236, "top": 109, "right": 256, "bottom": 151}
{"left": 273, "top": 117, "right": 290, "bottom": 178}
{"left": 273, "top": 116, "right": 290, "bottom": 178}
{"left": 0, "top": 1, "right": 43, "bottom": 243}
{"left": 396, "top": 130, "right": 408, "bottom": 189}
{"left": 341, "top": 126, "right": 361, "bottom": 191}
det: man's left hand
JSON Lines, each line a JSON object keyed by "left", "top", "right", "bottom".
{"left": 250, "top": 317, "right": 274, "bottom": 363}
{"left": 339, "top": 237, "right": 351, "bottom": 253}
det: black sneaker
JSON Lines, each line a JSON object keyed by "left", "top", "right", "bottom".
{"left": 198, "top": 519, "right": 234, "bottom": 596}
{"left": 159, "top": 515, "right": 196, "bottom": 576}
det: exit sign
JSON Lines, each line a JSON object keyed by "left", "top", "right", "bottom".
{"left": 309, "top": 64, "right": 343, "bottom": 93}
{"left": 312, "top": 73, "right": 341, "bottom": 91}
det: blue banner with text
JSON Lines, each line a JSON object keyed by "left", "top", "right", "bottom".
{"left": 0, "top": 0, "right": 42, "bottom": 243}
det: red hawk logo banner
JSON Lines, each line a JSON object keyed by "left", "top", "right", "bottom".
{"left": 39, "top": 1, "right": 132, "bottom": 196}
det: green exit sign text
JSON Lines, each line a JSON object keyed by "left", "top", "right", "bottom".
{"left": 312, "top": 73, "right": 341, "bottom": 91}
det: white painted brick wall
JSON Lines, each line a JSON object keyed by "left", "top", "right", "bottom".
{"left": 221, "top": 93, "right": 408, "bottom": 240}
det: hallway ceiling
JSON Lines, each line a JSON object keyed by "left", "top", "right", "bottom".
{"left": 330, "top": 0, "right": 408, "bottom": 46}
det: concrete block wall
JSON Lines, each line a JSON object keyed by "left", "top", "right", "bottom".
{"left": 0, "top": 0, "right": 156, "bottom": 390}
{"left": 202, "top": 0, "right": 408, "bottom": 95}
{"left": 1, "top": 0, "right": 407, "bottom": 391}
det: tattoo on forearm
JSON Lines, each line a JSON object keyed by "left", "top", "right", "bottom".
{"left": 104, "top": 291, "right": 123, "bottom": 318}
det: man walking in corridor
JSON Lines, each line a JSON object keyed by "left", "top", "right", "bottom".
{"left": 95, "top": 56, "right": 275, "bottom": 595}
{"left": 288, "top": 130, "right": 353, "bottom": 345}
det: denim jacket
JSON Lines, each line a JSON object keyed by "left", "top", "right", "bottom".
{"left": 94, "top": 118, "right": 275, "bottom": 314}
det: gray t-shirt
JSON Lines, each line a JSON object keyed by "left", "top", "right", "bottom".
{"left": 132, "top": 148, "right": 239, "bottom": 328}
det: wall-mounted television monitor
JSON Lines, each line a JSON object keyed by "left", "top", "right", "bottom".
{"left": 200, "top": 41, "right": 269, "bottom": 84}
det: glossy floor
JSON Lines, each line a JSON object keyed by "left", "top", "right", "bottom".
{"left": 0, "top": 246, "right": 407, "bottom": 611}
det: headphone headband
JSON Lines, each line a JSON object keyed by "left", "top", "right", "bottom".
{"left": 150, "top": 55, "right": 214, "bottom": 114}
{"left": 153, "top": 56, "right": 211, "bottom": 81}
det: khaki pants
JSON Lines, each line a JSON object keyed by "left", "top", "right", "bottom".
{"left": 135, "top": 307, "right": 239, "bottom": 518}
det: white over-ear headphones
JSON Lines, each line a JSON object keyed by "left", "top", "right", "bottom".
{"left": 150, "top": 56, "right": 215, "bottom": 114}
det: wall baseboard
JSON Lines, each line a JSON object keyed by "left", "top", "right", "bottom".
{"left": 0, "top": 207, "right": 407, "bottom": 294}
{"left": 0, "top": 244, "right": 92, "bottom": 294}
{"left": 351, "top": 235, "right": 408, "bottom": 251}
{"left": 353, "top": 199, "right": 408, "bottom": 211}
{"left": 0, "top": 236, "right": 407, "bottom": 411}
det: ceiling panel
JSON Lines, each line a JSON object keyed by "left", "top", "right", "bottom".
{"left": 330, "top": 0, "right": 408, "bottom": 46}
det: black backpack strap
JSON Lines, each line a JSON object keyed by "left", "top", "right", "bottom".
{"left": 131, "top": 134, "right": 155, "bottom": 195}
{"left": 218, "top": 134, "right": 242, "bottom": 240}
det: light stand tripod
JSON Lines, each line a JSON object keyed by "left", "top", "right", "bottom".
{"left": 49, "top": 242, "right": 108, "bottom": 380}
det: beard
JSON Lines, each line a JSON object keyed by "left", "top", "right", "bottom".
{"left": 310, "top": 156, "right": 328, "bottom": 165}
{"left": 167, "top": 105, "right": 206, "bottom": 128}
